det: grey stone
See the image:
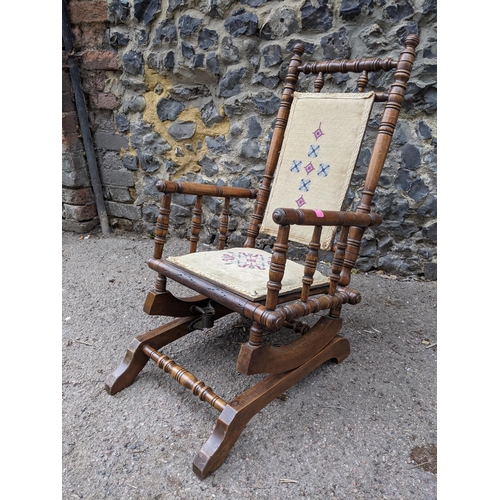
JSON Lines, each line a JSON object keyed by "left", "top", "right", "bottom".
{"left": 108, "top": 0, "right": 130, "bottom": 24}
{"left": 251, "top": 93, "right": 280, "bottom": 115}
{"left": 142, "top": 204, "right": 159, "bottom": 223}
{"left": 300, "top": 0, "right": 333, "bottom": 32}
{"left": 122, "top": 154, "right": 138, "bottom": 171}
{"left": 105, "top": 200, "right": 142, "bottom": 220}
{"left": 246, "top": 116, "right": 262, "bottom": 138}
{"left": 198, "top": 28, "right": 218, "bottom": 50}
{"left": 201, "top": 101, "right": 223, "bottom": 127}
{"left": 171, "top": 85, "right": 211, "bottom": 100}
{"left": 115, "top": 113, "right": 129, "bottom": 133}
{"left": 136, "top": 28, "right": 149, "bottom": 45}
{"left": 241, "top": 0, "right": 267, "bottom": 6}
{"left": 262, "top": 44, "right": 282, "bottom": 67}
{"left": 93, "top": 132, "right": 129, "bottom": 151}
{"left": 251, "top": 73, "right": 280, "bottom": 89}
{"left": 224, "top": 12, "right": 259, "bottom": 37}
{"left": 133, "top": 0, "right": 160, "bottom": 25}
{"left": 122, "top": 51, "right": 144, "bottom": 75}
{"left": 230, "top": 122, "right": 243, "bottom": 136}
{"left": 240, "top": 138, "right": 261, "bottom": 158}
{"left": 109, "top": 28, "right": 130, "bottom": 47}
{"left": 408, "top": 178, "right": 429, "bottom": 202}
{"left": 168, "top": 121, "right": 196, "bottom": 140}
{"left": 423, "top": 151, "right": 437, "bottom": 173}
{"left": 401, "top": 143, "right": 421, "bottom": 169}
{"left": 165, "top": 51, "right": 175, "bottom": 70}
{"left": 395, "top": 169, "right": 414, "bottom": 191}
{"left": 62, "top": 151, "right": 90, "bottom": 188}
{"left": 142, "top": 132, "right": 171, "bottom": 155}
{"left": 153, "top": 20, "right": 177, "bottom": 46}
{"left": 62, "top": 218, "right": 99, "bottom": 233}
{"left": 123, "top": 95, "right": 146, "bottom": 113}
{"left": 182, "top": 41, "right": 195, "bottom": 59}
{"left": 244, "top": 40, "right": 261, "bottom": 68}
{"left": 206, "top": 135, "right": 228, "bottom": 154}
{"left": 417, "top": 120, "right": 432, "bottom": 140}
{"left": 393, "top": 121, "right": 412, "bottom": 145}
{"left": 144, "top": 175, "right": 161, "bottom": 196}
{"left": 100, "top": 167, "right": 134, "bottom": 187}
{"left": 157, "top": 98, "right": 185, "bottom": 121}
{"left": 106, "top": 186, "right": 132, "bottom": 203}
{"left": 198, "top": 155, "right": 219, "bottom": 177}
{"left": 137, "top": 151, "right": 160, "bottom": 172}
{"left": 221, "top": 37, "right": 240, "bottom": 64}
{"left": 193, "top": 54, "right": 206, "bottom": 68}
{"left": 286, "top": 39, "right": 315, "bottom": 55}
{"left": 424, "top": 262, "right": 437, "bottom": 281}
{"left": 385, "top": 0, "right": 414, "bottom": 22}
{"left": 206, "top": 53, "right": 220, "bottom": 75}
{"left": 339, "top": 0, "right": 371, "bottom": 21}
{"left": 178, "top": 15, "right": 203, "bottom": 39}
{"left": 417, "top": 195, "right": 437, "bottom": 218}
{"left": 320, "top": 28, "right": 350, "bottom": 60}
{"left": 219, "top": 67, "right": 247, "bottom": 98}
{"left": 260, "top": 6, "right": 299, "bottom": 40}
{"left": 422, "top": 221, "right": 437, "bottom": 243}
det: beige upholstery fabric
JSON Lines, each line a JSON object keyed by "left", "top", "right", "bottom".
{"left": 167, "top": 247, "right": 330, "bottom": 301}
{"left": 261, "top": 92, "right": 375, "bottom": 250}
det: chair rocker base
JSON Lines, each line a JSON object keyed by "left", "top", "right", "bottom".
{"left": 104, "top": 296, "right": 350, "bottom": 479}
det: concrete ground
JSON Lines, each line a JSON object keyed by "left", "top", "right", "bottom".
{"left": 62, "top": 230, "right": 437, "bottom": 499}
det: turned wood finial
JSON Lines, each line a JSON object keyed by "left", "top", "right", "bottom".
{"left": 292, "top": 42, "right": 305, "bottom": 56}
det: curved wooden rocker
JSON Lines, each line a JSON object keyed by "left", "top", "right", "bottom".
{"left": 105, "top": 33, "right": 420, "bottom": 479}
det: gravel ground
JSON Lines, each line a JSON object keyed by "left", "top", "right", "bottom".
{"left": 62, "top": 230, "right": 437, "bottom": 499}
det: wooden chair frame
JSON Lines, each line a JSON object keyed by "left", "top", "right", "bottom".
{"left": 105, "top": 33, "right": 420, "bottom": 479}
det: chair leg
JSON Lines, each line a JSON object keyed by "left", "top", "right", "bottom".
{"left": 192, "top": 333, "right": 350, "bottom": 479}
{"left": 104, "top": 316, "right": 196, "bottom": 395}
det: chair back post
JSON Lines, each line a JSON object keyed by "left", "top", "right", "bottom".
{"left": 339, "top": 33, "right": 419, "bottom": 287}
{"left": 244, "top": 43, "right": 305, "bottom": 249}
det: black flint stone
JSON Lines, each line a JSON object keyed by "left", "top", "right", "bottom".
{"left": 133, "top": 0, "right": 159, "bottom": 25}
{"left": 153, "top": 20, "right": 177, "bottom": 45}
{"left": 198, "top": 28, "right": 219, "bottom": 50}
{"left": 157, "top": 98, "right": 185, "bottom": 121}
{"left": 178, "top": 15, "right": 203, "bottom": 39}
{"left": 300, "top": 0, "right": 333, "bottom": 31}
{"left": 108, "top": 0, "right": 130, "bottom": 24}
{"left": 385, "top": 1, "right": 414, "bottom": 22}
{"left": 224, "top": 12, "right": 258, "bottom": 37}
{"left": 122, "top": 51, "right": 144, "bottom": 75}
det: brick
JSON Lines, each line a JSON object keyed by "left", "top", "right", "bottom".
{"left": 93, "top": 131, "right": 129, "bottom": 150}
{"left": 105, "top": 201, "right": 142, "bottom": 220}
{"left": 63, "top": 203, "right": 97, "bottom": 221}
{"left": 63, "top": 91, "right": 75, "bottom": 113}
{"left": 69, "top": 1, "right": 108, "bottom": 24}
{"left": 89, "top": 92, "right": 121, "bottom": 110}
{"left": 62, "top": 187, "right": 95, "bottom": 205}
{"left": 62, "top": 112, "right": 80, "bottom": 134}
{"left": 62, "top": 132, "right": 84, "bottom": 152}
{"left": 81, "top": 51, "right": 119, "bottom": 71}
{"left": 81, "top": 69, "right": 106, "bottom": 93}
{"left": 62, "top": 218, "right": 99, "bottom": 233}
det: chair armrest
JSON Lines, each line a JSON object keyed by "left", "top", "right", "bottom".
{"left": 156, "top": 180, "right": 258, "bottom": 199}
{"left": 272, "top": 207, "right": 382, "bottom": 228}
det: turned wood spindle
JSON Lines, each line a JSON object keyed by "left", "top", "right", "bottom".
{"left": 142, "top": 345, "right": 227, "bottom": 412}
{"left": 218, "top": 197, "right": 231, "bottom": 250}
{"left": 301, "top": 226, "right": 322, "bottom": 302}
{"left": 189, "top": 195, "right": 203, "bottom": 253}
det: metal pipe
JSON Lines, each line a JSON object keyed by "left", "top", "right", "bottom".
{"left": 62, "top": 0, "right": 110, "bottom": 236}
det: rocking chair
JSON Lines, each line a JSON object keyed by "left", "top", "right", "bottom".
{"left": 105, "top": 33, "right": 420, "bottom": 479}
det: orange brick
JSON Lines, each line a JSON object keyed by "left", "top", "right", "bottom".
{"left": 69, "top": 1, "right": 108, "bottom": 24}
{"left": 89, "top": 93, "right": 121, "bottom": 110}
{"left": 81, "top": 50, "right": 119, "bottom": 71}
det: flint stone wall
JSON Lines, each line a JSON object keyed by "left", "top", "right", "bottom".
{"left": 63, "top": 0, "right": 437, "bottom": 278}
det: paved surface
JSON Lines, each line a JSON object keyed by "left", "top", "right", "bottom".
{"left": 62, "top": 230, "right": 437, "bottom": 499}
